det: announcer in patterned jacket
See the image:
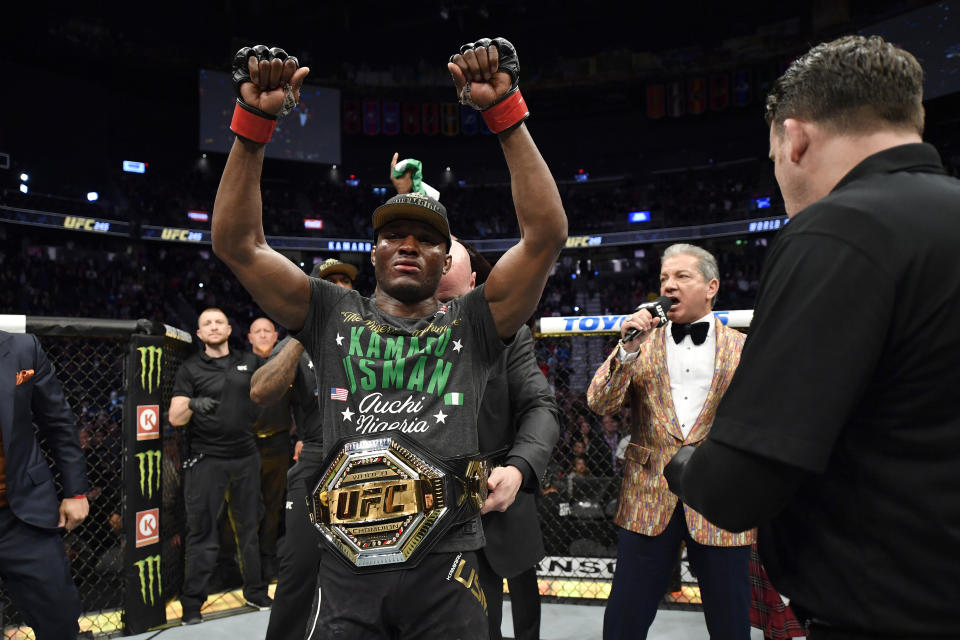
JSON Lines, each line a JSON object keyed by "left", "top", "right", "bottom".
{"left": 587, "top": 243, "right": 755, "bottom": 640}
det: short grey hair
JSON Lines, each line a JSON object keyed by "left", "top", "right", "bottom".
{"left": 662, "top": 243, "right": 719, "bottom": 307}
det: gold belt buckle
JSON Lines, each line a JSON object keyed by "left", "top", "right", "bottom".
{"left": 307, "top": 434, "right": 489, "bottom": 572}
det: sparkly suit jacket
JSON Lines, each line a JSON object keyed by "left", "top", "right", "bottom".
{"left": 586, "top": 318, "right": 756, "bottom": 547}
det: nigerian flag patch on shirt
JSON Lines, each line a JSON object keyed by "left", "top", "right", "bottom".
{"left": 444, "top": 392, "right": 463, "bottom": 406}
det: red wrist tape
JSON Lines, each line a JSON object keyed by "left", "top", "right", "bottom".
{"left": 230, "top": 100, "right": 277, "bottom": 144}
{"left": 482, "top": 90, "right": 529, "bottom": 134}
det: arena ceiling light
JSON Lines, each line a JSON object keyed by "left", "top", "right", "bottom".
{"left": 87, "top": 192, "right": 99, "bottom": 202}
{"left": 123, "top": 160, "right": 147, "bottom": 174}
{"left": 19, "top": 183, "right": 28, "bottom": 194}
{"left": 19, "top": 172, "right": 28, "bottom": 182}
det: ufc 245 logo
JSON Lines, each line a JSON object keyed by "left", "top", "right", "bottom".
{"left": 137, "top": 346, "right": 163, "bottom": 393}
{"left": 134, "top": 554, "right": 162, "bottom": 605}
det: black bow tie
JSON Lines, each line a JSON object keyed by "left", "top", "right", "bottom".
{"left": 671, "top": 321, "right": 710, "bottom": 345}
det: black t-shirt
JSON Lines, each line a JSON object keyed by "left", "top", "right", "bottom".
{"left": 295, "top": 278, "right": 505, "bottom": 552}
{"left": 710, "top": 143, "right": 960, "bottom": 633}
{"left": 271, "top": 336, "right": 323, "bottom": 448}
{"left": 172, "top": 349, "right": 262, "bottom": 458}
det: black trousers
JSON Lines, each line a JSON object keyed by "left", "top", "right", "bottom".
{"left": 265, "top": 449, "right": 325, "bottom": 640}
{"left": 603, "top": 504, "right": 751, "bottom": 640}
{"left": 181, "top": 452, "right": 266, "bottom": 612}
{"left": 305, "top": 550, "right": 489, "bottom": 640}
{"left": 476, "top": 552, "right": 541, "bottom": 640}
{"left": 0, "top": 507, "right": 81, "bottom": 640}
{"left": 257, "top": 432, "right": 290, "bottom": 578}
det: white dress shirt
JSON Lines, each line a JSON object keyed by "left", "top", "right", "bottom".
{"left": 618, "top": 312, "right": 716, "bottom": 439}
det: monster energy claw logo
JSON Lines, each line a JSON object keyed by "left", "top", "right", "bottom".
{"left": 135, "top": 450, "right": 162, "bottom": 499}
{"left": 135, "top": 554, "right": 162, "bottom": 606}
{"left": 137, "top": 346, "right": 163, "bottom": 393}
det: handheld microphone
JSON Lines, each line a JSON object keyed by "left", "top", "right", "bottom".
{"left": 621, "top": 296, "right": 673, "bottom": 343}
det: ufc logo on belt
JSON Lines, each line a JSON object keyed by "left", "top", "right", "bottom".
{"left": 329, "top": 481, "right": 420, "bottom": 523}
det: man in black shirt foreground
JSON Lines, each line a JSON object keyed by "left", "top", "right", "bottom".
{"left": 169, "top": 308, "right": 271, "bottom": 624}
{"left": 665, "top": 35, "right": 960, "bottom": 637}
{"left": 257, "top": 259, "right": 357, "bottom": 640}
{"left": 212, "top": 37, "right": 565, "bottom": 640}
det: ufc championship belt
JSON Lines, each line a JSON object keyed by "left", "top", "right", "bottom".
{"left": 307, "top": 433, "right": 491, "bottom": 572}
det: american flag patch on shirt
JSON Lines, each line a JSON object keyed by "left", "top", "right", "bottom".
{"left": 330, "top": 388, "right": 348, "bottom": 401}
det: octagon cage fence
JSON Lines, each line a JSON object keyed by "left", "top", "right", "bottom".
{"left": 0, "top": 310, "right": 752, "bottom": 637}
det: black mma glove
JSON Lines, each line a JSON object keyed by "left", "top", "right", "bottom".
{"left": 452, "top": 37, "right": 529, "bottom": 133}
{"left": 230, "top": 45, "right": 300, "bottom": 144}
{"left": 188, "top": 397, "right": 220, "bottom": 415}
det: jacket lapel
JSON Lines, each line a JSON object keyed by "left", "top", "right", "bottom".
{"left": 685, "top": 318, "right": 728, "bottom": 444}
{"left": 645, "top": 328, "right": 684, "bottom": 441}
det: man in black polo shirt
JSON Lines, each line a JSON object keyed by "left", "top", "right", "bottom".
{"left": 257, "top": 258, "right": 357, "bottom": 640}
{"left": 169, "top": 307, "right": 272, "bottom": 624}
{"left": 665, "top": 35, "right": 960, "bottom": 637}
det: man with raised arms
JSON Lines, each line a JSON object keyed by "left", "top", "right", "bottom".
{"left": 212, "top": 38, "right": 565, "bottom": 640}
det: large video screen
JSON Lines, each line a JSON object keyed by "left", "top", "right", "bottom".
{"left": 860, "top": 0, "right": 960, "bottom": 101}
{"left": 199, "top": 69, "right": 341, "bottom": 164}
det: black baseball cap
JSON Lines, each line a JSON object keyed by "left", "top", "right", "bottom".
{"left": 372, "top": 193, "right": 451, "bottom": 248}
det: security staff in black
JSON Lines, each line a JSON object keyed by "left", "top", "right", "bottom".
{"left": 169, "top": 308, "right": 271, "bottom": 625}
{"left": 259, "top": 259, "right": 357, "bottom": 640}
{"left": 665, "top": 36, "right": 960, "bottom": 638}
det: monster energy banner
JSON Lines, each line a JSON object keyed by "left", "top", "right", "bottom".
{"left": 123, "top": 334, "right": 167, "bottom": 632}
